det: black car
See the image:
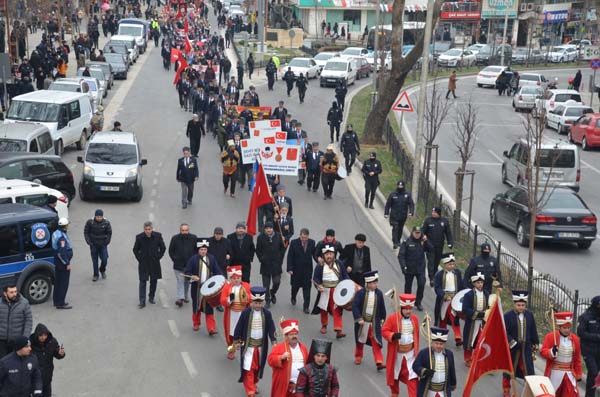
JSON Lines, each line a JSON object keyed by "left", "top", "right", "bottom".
{"left": 490, "top": 186, "right": 596, "bottom": 249}
{"left": 0, "top": 153, "right": 76, "bottom": 202}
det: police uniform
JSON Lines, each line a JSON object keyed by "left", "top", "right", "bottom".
{"left": 577, "top": 295, "right": 600, "bottom": 397}
{"left": 464, "top": 243, "right": 503, "bottom": 294}
{"left": 361, "top": 153, "right": 382, "bottom": 209}
{"left": 340, "top": 126, "right": 360, "bottom": 173}
{"left": 384, "top": 181, "right": 415, "bottom": 249}
{"left": 0, "top": 337, "right": 42, "bottom": 396}
{"left": 51, "top": 223, "right": 72, "bottom": 309}
{"left": 421, "top": 209, "right": 453, "bottom": 286}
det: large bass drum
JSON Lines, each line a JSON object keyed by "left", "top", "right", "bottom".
{"left": 451, "top": 289, "right": 471, "bottom": 313}
{"left": 200, "top": 275, "right": 227, "bottom": 307}
{"left": 333, "top": 280, "right": 362, "bottom": 311}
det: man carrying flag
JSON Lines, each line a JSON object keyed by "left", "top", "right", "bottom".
{"left": 246, "top": 162, "right": 275, "bottom": 236}
{"left": 412, "top": 327, "right": 457, "bottom": 397}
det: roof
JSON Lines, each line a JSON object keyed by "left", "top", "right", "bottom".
{"left": 0, "top": 203, "right": 57, "bottom": 223}
{"left": 12, "top": 90, "right": 88, "bottom": 103}
{"left": 0, "top": 152, "right": 61, "bottom": 164}
{"left": 89, "top": 131, "right": 137, "bottom": 145}
{"left": 0, "top": 123, "right": 50, "bottom": 139}
{"left": 0, "top": 179, "right": 53, "bottom": 194}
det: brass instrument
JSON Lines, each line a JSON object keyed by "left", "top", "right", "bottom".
{"left": 227, "top": 341, "right": 240, "bottom": 354}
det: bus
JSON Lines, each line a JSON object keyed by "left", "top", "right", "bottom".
{"left": 366, "top": 22, "right": 426, "bottom": 51}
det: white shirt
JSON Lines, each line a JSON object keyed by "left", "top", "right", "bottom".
{"left": 200, "top": 256, "right": 209, "bottom": 283}
{"left": 289, "top": 344, "right": 304, "bottom": 383}
{"left": 250, "top": 309, "right": 263, "bottom": 339}
{"left": 518, "top": 313, "right": 525, "bottom": 341}
{"left": 231, "top": 285, "right": 241, "bottom": 302}
{"left": 365, "top": 291, "right": 375, "bottom": 317}
{"left": 557, "top": 335, "right": 573, "bottom": 363}
{"left": 400, "top": 317, "right": 414, "bottom": 344}
{"left": 475, "top": 290, "right": 485, "bottom": 311}
{"left": 322, "top": 264, "right": 339, "bottom": 283}
{"left": 431, "top": 351, "right": 446, "bottom": 384}
{"left": 443, "top": 271, "right": 456, "bottom": 292}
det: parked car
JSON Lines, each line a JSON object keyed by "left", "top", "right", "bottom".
{"left": 568, "top": 113, "right": 600, "bottom": 150}
{"left": 546, "top": 104, "right": 593, "bottom": 134}
{"left": 0, "top": 123, "right": 55, "bottom": 155}
{"left": 353, "top": 57, "right": 372, "bottom": 79}
{"left": 431, "top": 42, "right": 451, "bottom": 59}
{"left": 286, "top": 57, "right": 320, "bottom": 79}
{"left": 0, "top": 178, "right": 69, "bottom": 218}
{"left": 490, "top": 186, "right": 596, "bottom": 249}
{"left": 0, "top": 152, "right": 76, "bottom": 201}
{"left": 77, "top": 67, "right": 108, "bottom": 97}
{"left": 313, "top": 52, "right": 339, "bottom": 72}
{"left": 437, "top": 48, "right": 476, "bottom": 67}
{"left": 319, "top": 57, "right": 357, "bottom": 87}
{"left": 512, "top": 86, "right": 543, "bottom": 112}
{"left": 365, "top": 50, "right": 391, "bottom": 71}
{"left": 535, "top": 89, "right": 583, "bottom": 114}
{"left": 339, "top": 47, "right": 368, "bottom": 59}
{"left": 467, "top": 43, "right": 486, "bottom": 54}
{"left": 512, "top": 48, "right": 545, "bottom": 64}
{"left": 476, "top": 44, "right": 512, "bottom": 66}
{"left": 476, "top": 65, "right": 508, "bottom": 88}
{"left": 78, "top": 76, "right": 104, "bottom": 108}
{"left": 566, "top": 39, "right": 592, "bottom": 47}
{"left": 519, "top": 72, "right": 548, "bottom": 89}
{"left": 107, "top": 36, "right": 139, "bottom": 63}
{"left": 87, "top": 61, "right": 114, "bottom": 89}
{"left": 48, "top": 78, "right": 94, "bottom": 108}
{"left": 104, "top": 43, "right": 133, "bottom": 65}
{"left": 548, "top": 46, "right": 578, "bottom": 63}
{"left": 103, "top": 53, "right": 129, "bottom": 79}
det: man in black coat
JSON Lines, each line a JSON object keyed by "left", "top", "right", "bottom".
{"left": 0, "top": 336, "right": 42, "bottom": 396}
{"left": 287, "top": 228, "right": 316, "bottom": 313}
{"left": 132, "top": 221, "right": 166, "bottom": 308}
{"left": 340, "top": 233, "right": 371, "bottom": 286}
{"left": 305, "top": 142, "right": 323, "bottom": 192}
{"left": 335, "top": 80, "right": 347, "bottom": 111}
{"left": 273, "top": 184, "right": 293, "bottom": 216}
{"left": 208, "top": 227, "right": 232, "bottom": 275}
{"left": 326, "top": 101, "right": 343, "bottom": 143}
{"left": 83, "top": 208, "right": 112, "bottom": 282}
{"left": 578, "top": 295, "right": 600, "bottom": 397}
{"left": 314, "top": 229, "right": 343, "bottom": 263}
{"left": 227, "top": 222, "right": 256, "bottom": 283}
{"left": 361, "top": 152, "right": 382, "bottom": 209}
{"left": 186, "top": 114, "right": 204, "bottom": 156}
{"left": 340, "top": 124, "right": 360, "bottom": 174}
{"left": 168, "top": 223, "right": 197, "bottom": 307}
{"left": 296, "top": 73, "right": 308, "bottom": 104}
{"left": 384, "top": 180, "right": 415, "bottom": 249}
{"left": 29, "top": 324, "right": 65, "bottom": 397}
{"left": 398, "top": 226, "right": 432, "bottom": 311}
{"left": 270, "top": 101, "right": 288, "bottom": 124}
{"left": 283, "top": 67, "right": 295, "bottom": 97}
{"left": 463, "top": 243, "right": 503, "bottom": 295}
{"left": 176, "top": 147, "right": 199, "bottom": 209}
{"left": 421, "top": 207, "right": 453, "bottom": 287}
{"left": 256, "top": 222, "right": 286, "bottom": 308}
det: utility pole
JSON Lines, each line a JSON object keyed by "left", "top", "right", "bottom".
{"left": 411, "top": 0, "right": 435, "bottom": 201}
{"left": 5, "top": 0, "right": 11, "bottom": 62}
{"left": 500, "top": 9, "right": 508, "bottom": 66}
{"left": 370, "top": 0, "right": 380, "bottom": 108}
{"left": 257, "top": 0, "right": 265, "bottom": 52}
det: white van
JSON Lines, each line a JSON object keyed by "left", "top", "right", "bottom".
{"left": 0, "top": 178, "right": 69, "bottom": 219}
{"left": 5, "top": 91, "right": 94, "bottom": 155}
{"left": 0, "top": 123, "right": 55, "bottom": 154}
{"left": 502, "top": 138, "right": 581, "bottom": 191}
{"left": 77, "top": 131, "right": 147, "bottom": 202}
{"left": 319, "top": 57, "right": 357, "bottom": 87}
{"left": 117, "top": 19, "right": 148, "bottom": 53}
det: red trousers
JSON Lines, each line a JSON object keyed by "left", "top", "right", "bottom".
{"left": 355, "top": 325, "right": 383, "bottom": 364}
{"left": 555, "top": 373, "right": 578, "bottom": 397}
{"left": 502, "top": 358, "right": 525, "bottom": 391}
{"left": 390, "top": 356, "right": 417, "bottom": 397}
{"left": 439, "top": 307, "right": 462, "bottom": 342}
{"left": 192, "top": 312, "right": 216, "bottom": 333}
{"left": 243, "top": 348, "right": 260, "bottom": 395}
{"left": 320, "top": 289, "right": 343, "bottom": 331}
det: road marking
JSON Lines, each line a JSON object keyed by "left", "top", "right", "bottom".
{"left": 168, "top": 320, "right": 180, "bottom": 338}
{"left": 438, "top": 160, "right": 501, "bottom": 166}
{"left": 70, "top": 163, "right": 76, "bottom": 170}
{"left": 154, "top": 170, "right": 160, "bottom": 177}
{"left": 200, "top": 393, "right": 211, "bottom": 397}
{"left": 148, "top": 212, "right": 154, "bottom": 222}
{"left": 581, "top": 160, "right": 600, "bottom": 175}
{"left": 488, "top": 149, "right": 505, "bottom": 163}
{"left": 149, "top": 200, "right": 155, "bottom": 209}
{"left": 180, "top": 352, "right": 198, "bottom": 378}
{"left": 159, "top": 289, "right": 169, "bottom": 308}
{"left": 363, "top": 372, "right": 388, "bottom": 396}
{"left": 151, "top": 188, "right": 157, "bottom": 197}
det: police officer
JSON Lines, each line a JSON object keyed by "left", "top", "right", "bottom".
{"left": 283, "top": 66, "right": 295, "bottom": 97}
{"left": 384, "top": 181, "right": 415, "bottom": 249}
{"left": 578, "top": 295, "right": 600, "bottom": 397}
{"left": 51, "top": 218, "right": 72, "bottom": 310}
{"left": 421, "top": 207, "right": 453, "bottom": 287}
{"left": 326, "top": 101, "right": 343, "bottom": 143}
{"left": 463, "top": 243, "right": 503, "bottom": 294}
{"left": 335, "top": 79, "right": 347, "bottom": 111}
{"left": 296, "top": 72, "right": 308, "bottom": 104}
{"left": 361, "top": 152, "right": 382, "bottom": 209}
{"left": 0, "top": 336, "right": 42, "bottom": 396}
{"left": 340, "top": 124, "right": 360, "bottom": 174}
{"left": 398, "top": 226, "right": 432, "bottom": 311}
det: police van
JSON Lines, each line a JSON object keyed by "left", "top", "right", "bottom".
{"left": 0, "top": 204, "right": 57, "bottom": 304}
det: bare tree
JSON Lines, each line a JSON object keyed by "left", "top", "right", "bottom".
{"left": 423, "top": 78, "right": 452, "bottom": 181}
{"left": 452, "top": 97, "right": 480, "bottom": 239}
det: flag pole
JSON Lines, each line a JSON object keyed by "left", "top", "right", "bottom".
{"left": 425, "top": 312, "right": 432, "bottom": 369}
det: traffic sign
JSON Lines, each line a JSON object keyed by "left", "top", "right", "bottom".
{"left": 590, "top": 58, "right": 600, "bottom": 70}
{"left": 391, "top": 91, "right": 414, "bottom": 112}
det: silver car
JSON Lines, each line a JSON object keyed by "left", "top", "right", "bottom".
{"left": 77, "top": 68, "right": 108, "bottom": 98}
{"left": 512, "top": 86, "right": 543, "bottom": 112}
{"left": 546, "top": 104, "right": 593, "bottom": 134}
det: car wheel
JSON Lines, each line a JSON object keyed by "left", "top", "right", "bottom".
{"left": 516, "top": 222, "right": 529, "bottom": 247}
{"left": 477, "top": 83, "right": 483, "bottom": 88}
{"left": 577, "top": 241, "right": 592, "bottom": 249}
{"left": 502, "top": 166, "right": 508, "bottom": 185}
{"left": 55, "top": 139, "right": 64, "bottom": 156}
{"left": 76, "top": 130, "right": 87, "bottom": 150}
{"left": 490, "top": 205, "right": 499, "bottom": 227}
{"left": 557, "top": 124, "right": 564, "bottom": 135}
{"left": 582, "top": 136, "right": 589, "bottom": 151}
{"left": 568, "top": 131, "right": 574, "bottom": 143}
{"left": 79, "top": 183, "right": 88, "bottom": 201}
{"left": 22, "top": 273, "right": 52, "bottom": 304}
{"left": 132, "top": 186, "right": 143, "bottom": 202}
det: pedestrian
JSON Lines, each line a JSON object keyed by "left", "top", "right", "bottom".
{"left": 340, "top": 124, "right": 360, "bottom": 174}
{"left": 51, "top": 218, "right": 72, "bottom": 309}
{"left": 112, "top": 121, "right": 122, "bottom": 131}
{"left": 233, "top": 286, "right": 276, "bottom": 397}
{"left": 29, "top": 324, "right": 65, "bottom": 397}
{"left": 236, "top": 61, "right": 245, "bottom": 90}
{"left": 578, "top": 295, "right": 600, "bottom": 397}
{"left": 277, "top": 204, "right": 294, "bottom": 247}
{"left": 84, "top": 209, "right": 112, "bottom": 282}
{"left": 271, "top": 101, "right": 288, "bottom": 124}
{"left": 382, "top": 293, "right": 420, "bottom": 397}
{"left": 314, "top": 229, "right": 343, "bottom": 263}
{"left": 421, "top": 207, "right": 453, "bottom": 287}
{"left": 398, "top": 226, "right": 432, "bottom": 312}
{"left": 433, "top": 253, "right": 464, "bottom": 346}
{"left": 573, "top": 69, "right": 582, "bottom": 92}
{"left": 185, "top": 239, "right": 223, "bottom": 333}
{"left": 305, "top": 142, "right": 323, "bottom": 192}
{"left": 256, "top": 222, "right": 286, "bottom": 308}
{"left": 0, "top": 336, "right": 42, "bottom": 396}
{"left": 352, "top": 270, "right": 386, "bottom": 370}
{"left": 384, "top": 180, "right": 415, "bottom": 249}
{"left": 464, "top": 243, "right": 503, "bottom": 295}
{"left": 132, "top": 221, "right": 166, "bottom": 308}
{"left": 246, "top": 53, "right": 255, "bottom": 79}
{"left": 208, "top": 226, "right": 233, "bottom": 276}
{"left": 295, "top": 339, "right": 340, "bottom": 396}
{"left": 412, "top": 328, "right": 457, "bottom": 397}
{"left": 266, "top": 58, "right": 277, "bottom": 90}
{"left": 335, "top": 80, "right": 347, "bottom": 111}
{"left": 296, "top": 72, "right": 308, "bottom": 103}
{"left": 462, "top": 272, "right": 490, "bottom": 366}
{"left": 168, "top": 223, "right": 197, "bottom": 307}
{"left": 446, "top": 70, "right": 457, "bottom": 99}
{"left": 503, "top": 290, "right": 539, "bottom": 397}
{"left": 287, "top": 228, "right": 316, "bottom": 314}
{"left": 312, "top": 245, "right": 349, "bottom": 339}
{"left": 274, "top": 184, "right": 293, "bottom": 216}
{"left": 227, "top": 222, "right": 256, "bottom": 283}
{"left": 320, "top": 144, "right": 339, "bottom": 200}
{"left": 220, "top": 266, "right": 251, "bottom": 360}
{"left": 268, "top": 319, "right": 308, "bottom": 396}
{"left": 176, "top": 147, "right": 199, "bottom": 209}
{"left": 221, "top": 140, "right": 240, "bottom": 198}
{"left": 283, "top": 67, "right": 295, "bottom": 97}
{"left": 361, "top": 152, "right": 382, "bottom": 209}
{"left": 340, "top": 233, "right": 371, "bottom": 286}
{"left": 186, "top": 114, "right": 203, "bottom": 157}
{"left": 0, "top": 285, "right": 32, "bottom": 357}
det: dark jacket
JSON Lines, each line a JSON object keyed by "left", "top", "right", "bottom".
{"left": 277, "top": 215, "right": 294, "bottom": 242}
{"left": 339, "top": 244, "right": 371, "bottom": 286}
{"left": 433, "top": 269, "right": 465, "bottom": 326}
{"left": 227, "top": 232, "right": 255, "bottom": 267}
{"left": 335, "top": 84, "right": 347, "bottom": 99}
{"left": 314, "top": 239, "right": 343, "bottom": 262}
{"left": 412, "top": 348, "right": 456, "bottom": 397}
{"left": 207, "top": 237, "right": 233, "bottom": 274}
{"left": 296, "top": 76, "right": 308, "bottom": 91}
{"left": 384, "top": 188, "right": 415, "bottom": 221}
{"left": 83, "top": 217, "right": 112, "bottom": 246}
{"left": 0, "top": 295, "right": 32, "bottom": 342}
{"left": 0, "top": 352, "right": 42, "bottom": 396}
{"left": 352, "top": 288, "right": 386, "bottom": 346}
{"left": 29, "top": 323, "right": 64, "bottom": 384}
{"left": 256, "top": 232, "right": 286, "bottom": 275}
{"left": 464, "top": 254, "right": 503, "bottom": 294}
{"left": 176, "top": 157, "right": 199, "bottom": 184}
{"left": 398, "top": 236, "right": 432, "bottom": 275}
{"left": 327, "top": 106, "right": 343, "bottom": 125}
{"left": 133, "top": 231, "right": 166, "bottom": 280}
{"left": 421, "top": 216, "right": 453, "bottom": 247}
{"left": 577, "top": 299, "right": 600, "bottom": 355}
{"left": 168, "top": 233, "right": 198, "bottom": 271}
{"left": 233, "top": 307, "right": 276, "bottom": 382}
{"left": 340, "top": 131, "right": 360, "bottom": 154}
{"left": 271, "top": 107, "right": 288, "bottom": 123}
{"left": 361, "top": 158, "right": 382, "bottom": 182}
{"left": 186, "top": 119, "right": 203, "bottom": 137}
{"left": 504, "top": 310, "right": 539, "bottom": 379}
{"left": 305, "top": 150, "right": 323, "bottom": 172}
{"left": 286, "top": 238, "right": 316, "bottom": 284}
{"left": 274, "top": 195, "right": 293, "bottom": 217}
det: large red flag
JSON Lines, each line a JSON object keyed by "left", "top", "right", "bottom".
{"left": 246, "top": 163, "right": 273, "bottom": 236}
{"left": 173, "top": 58, "right": 188, "bottom": 85}
{"left": 170, "top": 47, "right": 181, "bottom": 64}
{"left": 184, "top": 17, "right": 189, "bottom": 33}
{"left": 184, "top": 36, "right": 193, "bottom": 54}
{"left": 463, "top": 298, "right": 514, "bottom": 397}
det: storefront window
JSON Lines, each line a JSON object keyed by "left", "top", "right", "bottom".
{"left": 342, "top": 10, "right": 360, "bottom": 25}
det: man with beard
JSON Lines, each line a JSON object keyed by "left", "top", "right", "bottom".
{"left": 227, "top": 222, "right": 256, "bottom": 283}
{"left": 268, "top": 319, "right": 308, "bottom": 396}
{"left": 221, "top": 266, "right": 251, "bottom": 360}
{"left": 0, "top": 285, "right": 32, "bottom": 357}
{"left": 295, "top": 339, "right": 340, "bottom": 396}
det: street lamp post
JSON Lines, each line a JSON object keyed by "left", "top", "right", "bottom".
{"left": 370, "top": 0, "right": 380, "bottom": 108}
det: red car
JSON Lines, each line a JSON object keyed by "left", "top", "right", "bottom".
{"left": 569, "top": 113, "right": 600, "bottom": 150}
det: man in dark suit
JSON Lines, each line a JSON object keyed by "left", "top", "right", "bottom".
{"left": 186, "top": 114, "right": 203, "bottom": 157}
{"left": 193, "top": 87, "right": 208, "bottom": 133}
{"left": 305, "top": 142, "right": 323, "bottom": 192}
{"left": 176, "top": 147, "right": 198, "bottom": 209}
{"left": 340, "top": 233, "right": 371, "bottom": 286}
{"left": 274, "top": 184, "right": 293, "bottom": 216}
{"left": 256, "top": 222, "right": 286, "bottom": 308}
{"left": 277, "top": 204, "right": 294, "bottom": 247}
{"left": 226, "top": 222, "right": 255, "bottom": 283}
{"left": 287, "top": 228, "right": 315, "bottom": 313}
{"left": 270, "top": 100, "right": 288, "bottom": 124}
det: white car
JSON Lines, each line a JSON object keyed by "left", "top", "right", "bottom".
{"left": 79, "top": 77, "right": 104, "bottom": 108}
{"left": 512, "top": 86, "right": 543, "bottom": 112}
{"left": 339, "top": 47, "right": 368, "bottom": 59}
{"left": 0, "top": 178, "right": 69, "bottom": 218}
{"left": 313, "top": 52, "right": 339, "bottom": 72}
{"left": 546, "top": 104, "right": 593, "bottom": 134}
{"left": 365, "top": 50, "right": 391, "bottom": 71}
{"left": 548, "top": 46, "right": 578, "bottom": 63}
{"left": 476, "top": 65, "right": 507, "bottom": 87}
{"left": 535, "top": 89, "right": 584, "bottom": 114}
{"left": 286, "top": 58, "right": 320, "bottom": 79}
{"left": 467, "top": 43, "right": 486, "bottom": 54}
{"left": 437, "top": 49, "right": 476, "bottom": 67}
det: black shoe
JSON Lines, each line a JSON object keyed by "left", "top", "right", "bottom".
{"left": 303, "top": 308, "right": 310, "bottom": 314}
{"left": 182, "top": 203, "right": 187, "bottom": 209}
{"left": 138, "top": 303, "right": 146, "bottom": 309}
{"left": 101, "top": 272, "right": 106, "bottom": 279}
{"left": 271, "top": 294, "right": 277, "bottom": 304}
{"left": 429, "top": 280, "right": 435, "bottom": 288}
{"left": 149, "top": 298, "right": 156, "bottom": 304}
{"left": 364, "top": 202, "right": 369, "bottom": 208}
{"left": 216, "top": 305, "right": 224, "bottom": 312}
{"left": 369, "top": 204, "right": 375, "bottom": 209}
{"left": 393, "top": 244, "right": 399, "bottom": 249}
{"left": 312, "top": 189, "right": 317, "bottom": 192}
{"left": 92, "top": 275, "right": 99, "bottom": 282}
{"left": 56, "top": 304, "right": 72, "bottom": 309}
{"left": 416, "top": 304, "right": 423, "bottom": 311}
{"left": 291, "top": 298, "right": 296, "bottom": 306}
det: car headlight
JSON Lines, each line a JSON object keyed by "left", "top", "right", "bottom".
{"left": 127, "top": 167, "right": 138, "bottom": 178}
{"left": 84, "top": 165, "right": 95, "bottom": 176}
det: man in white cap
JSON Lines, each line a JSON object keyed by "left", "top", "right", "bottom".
{"left": 462, "top": 272, "right": 489, "bottom": 366}
{"left": 221, "top": 139, "right": 240, "bottom": 198}
{"left": 412, "top": 327, "right": 457, "bottom": 397}
{"left": 433, "top": 253, "right": 465, "bottom": 346}
{"left": 319, "top": 144, "right": 339, "bottom": 200}
{"left": 221, "top": 265, "right": 252, "bottom": 359}
{"left": 268, "top": 319, "right": 308, "bottom": 396}
{"left": 52, "top": 218, "right": 73, "bottom": 309}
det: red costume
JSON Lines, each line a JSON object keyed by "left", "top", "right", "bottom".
{"left": 268, "top": 320, "right": 308, "bottom": 397}
{"left": 220, "top": 266, "right": 252, "bottom": 350}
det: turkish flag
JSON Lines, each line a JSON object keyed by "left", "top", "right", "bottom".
{"left": 184, "top": 36, "right": 193, "bottom": 54}
{"left": 246, "top": 163, "right": 273, "bottom": 236}
{"left": 173, "top": 58, "right": 189, "bottom": 85}
{"left": 184, "top": 17, "right": 189, "bottom": 33}
{"left": 264, "top": 136, "right": 275, "bottom": 144}
{"left": 170, "top": 48, "right": 181, "bottom": 64}
{"left": 463, "top": 298, "right": 514, "bottom": 397}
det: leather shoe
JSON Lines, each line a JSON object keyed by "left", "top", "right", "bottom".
{"left": 92, "top": 275, "right": 98, "bottom": 282}
{"left": 138, "top": 303, "right": 146, "bottom": 309}
{"left": 101, "top": 272, "right": 106, "bottom": 279}
{"left": 303, "top": 308, "right": 310, "bottom": 314}
{"left": 335, "top": 331, "right": 346, "bottom": 339}
{"left": 376, "top": 363, "right": 386, "bottom": 371}
{"left": 416, "top": 304, "right": 423, "bottom": 311}
{"left": 369, "top": 204, "right": 375, "bottom": 209}
{"left": 175, "top": 299, "right": 183, "bottom": 307}
{"left": 209, "top": 330, "right": 218, "bottom": 336}
{"left": 149, "top": 298, "right": 156, "bottom": 304}
{"left": 56, "top": 304, "right": 72, "bottom": 309}
{"left": 320, "top": 326, "right": 327, "bottom": 334}
{"left": 429, "top": 280, "right": 435, "bottom": 287}
{"left": 291, "top": 298, "right": 296, "bottom": 306}
{"left": 271, "top": 294, "right": 276, "bottom": 304}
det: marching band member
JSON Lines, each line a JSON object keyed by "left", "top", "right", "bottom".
{"left": 462, "top": 272, "right": 489, "bottom": 366}
{"left": 184, "top": 239, "right": 223, "bottom": 334}
{"left": 221, "top": 265, "right": 251, "bottom": 359}
{"left": 268, "top": 319, "right": 308, "bottom": 397}
{"left": 311, "top": 245, "right": 349, "bottom": 339}
{"left": 382, "top": 293, "right": 420, "bottom": 397}
{"left": 433, "top": 253, "right": 465, "bottom": 346}
{"left": 295, "top": 339, "right": 340, "bottom": 397}
{"left": 413, "top": 328, "right": 457, "bottom": 397}
{"left": 233, "top": 286, "right": 277, "bottom": 397}
{"left": 352, "top": 270, "right": 386, "bottom": 370}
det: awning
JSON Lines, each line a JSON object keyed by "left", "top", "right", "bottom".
{"left": 380, "top": 0, "right": 428, "bottom": 12}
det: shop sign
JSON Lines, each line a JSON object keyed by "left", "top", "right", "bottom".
{"left": 481, "top": 0, "right": 518, "bottom": 19}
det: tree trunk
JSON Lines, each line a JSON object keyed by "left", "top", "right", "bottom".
{"left": 454, "top": 168, "right": 464, "bottom": 241}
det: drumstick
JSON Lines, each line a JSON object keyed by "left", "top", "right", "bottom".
{"left": 182, "top": 274, "right": 197, "bottom": 279}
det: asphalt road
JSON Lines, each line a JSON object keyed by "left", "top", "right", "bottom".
{"left": 401, "top": 67, "right": 600, "bottom": 300}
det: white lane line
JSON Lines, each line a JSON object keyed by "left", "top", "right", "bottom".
{"left": 148, "top": 212, "right": 154, "bottom": 222}
{"left": 200, "top": 393, "right": 211, "bottom": 397}
{"left": 581, "top": 159, "right": 600, "bottom": 175}
{"left": 149, "top": 200, "right": 155, "bottom": 209}
{"left": 438, "top": 160, "right": 500, "bottom": 166}
{"left": 159, "top": 289, "right": 169, "bottom": 308}
{"left": 151, "top": 188, "right": 157, "bottom": 197}
{"left": 154, "top": 170, "right": 160, "bottom": 177}
{"left": 488, "top": 149, "right": 505, "bottom": 163}
{"left": 363, "top": 373, "right": 388, "bottom": 396}
{"left": 70, "top": 163, "right": 76, "bottom": 169}
{"left": 180, "top": 352, "right": 198, "bottom": 378}
{"left": 168, "top": 319, "right": 180, "bottom": 338}
{"left": 152, "top": 178, "right": 158, "bottom": 185}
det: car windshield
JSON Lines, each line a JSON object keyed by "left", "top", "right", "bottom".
{"left": 324, "top": 62, "right": 347, "bottom": 71}
{"left": 83, "top": 80, "right": 97, "bottom": 91}
{"left": 0, "top": 139, "right": 27, "bottom": 151}
{"left": 119, "top": 26, "right": 142, "bottom": 36}
{"left": 445, "top": 49, "right": 462, "bottom": 56}
{"left": 483, "top": 66, "right": 502, "bottom": 73}
{"left": 520, "top": 75, "right": 539, "bottom": 81}
{"left": 543, "top": 191, "right": 587, "bottom": 210}
{"left": 112, "top": 40, "right": 132, "bottom": 50}
{"left": 552, "top": 47, "right": 565, "bottom": 53}
{"left": 104, "top": 54, "right": 125, "bottom": 64}
{"left": 86, "top": 143, "right": 138, "bottom": 165}
{"left": 289, "top": 59, "right": 309, "bottom": 67}
{"left": 343, "top": 49, "right": 362, "bottom": 56}
{"left": 565, "top": 107, "right": 592, "bottom": 117}
{"left": 522, "top": 87, "right": 541, "bottom": 95}
{"left": 555, "top": 93, "right": 582, "bottom": 103}
{"left": 50, "top": 82, "right": 80, "bottom": 92}
{"left": 314, "top": 53, "right": 333, "bottom": 61}
{"left": 7, "top": 101, "right": 60, "bottom": 122}
{"left": 536, "top": 149, "right": 576, "bottom": 168}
